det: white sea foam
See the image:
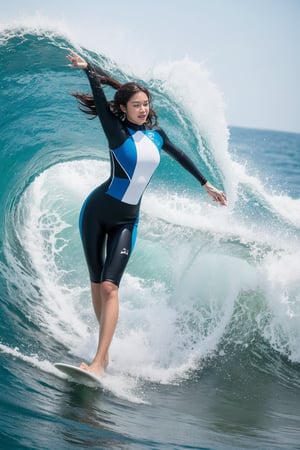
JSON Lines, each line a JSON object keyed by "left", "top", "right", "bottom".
{"left": 4, "top": 155, "right": 298, "bottom": 402}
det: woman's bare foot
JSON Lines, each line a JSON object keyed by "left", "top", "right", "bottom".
{"left": 80, "top": 354, "right": 109, "bottom": 378}
{"left": 80, "top": 361, "right": 105, "bottom": 378}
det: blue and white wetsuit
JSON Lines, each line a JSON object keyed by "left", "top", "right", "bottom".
{"left": 79, "top": 64, "right": 207, "bottom": 286}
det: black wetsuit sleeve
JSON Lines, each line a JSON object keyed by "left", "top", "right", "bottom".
{"left": 84, "top": 63, "right": 126, "bottom": 149}
{"left": 159, "top": 128, "right": 207, "bottom": 186}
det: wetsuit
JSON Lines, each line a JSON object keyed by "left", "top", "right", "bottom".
{"left": 79, "top": 64, "right": 207, "bottom": 286}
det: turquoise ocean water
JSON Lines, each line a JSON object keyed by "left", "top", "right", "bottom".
{"left": 0, "top": 28, "right": 300, "bottom": 450}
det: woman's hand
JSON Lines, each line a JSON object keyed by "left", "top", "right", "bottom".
{"left": 66, "top": 50, "right": 88, "bottom": 69}
{"left": 204, "top": 181, "right": 227, "bottom": 206}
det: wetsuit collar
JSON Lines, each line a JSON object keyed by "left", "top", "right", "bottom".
{"left": 124, "top": 119, "right": 146, "bottom": 131}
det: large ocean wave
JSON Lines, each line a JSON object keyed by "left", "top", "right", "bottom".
{"left": 1, "top": 27, "right": 300, "bottom": 402}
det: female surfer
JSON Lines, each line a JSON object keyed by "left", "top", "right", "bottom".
{"left": 67, "top": 50, "right": 227, "bottom": 377}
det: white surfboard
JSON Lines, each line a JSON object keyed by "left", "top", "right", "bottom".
{"left": 54, "top": 363, "right": 103, "bottom": 388}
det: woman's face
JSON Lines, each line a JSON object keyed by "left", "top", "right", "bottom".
{"left": 121, "top": 91, "right": 150, "bottom": 125}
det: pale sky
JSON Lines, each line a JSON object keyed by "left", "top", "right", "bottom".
{"left": 1, "top": 0, "right": 300, "bottom": 133}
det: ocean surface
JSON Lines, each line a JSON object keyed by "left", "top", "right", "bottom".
{"left": 1, "top": 28, "right": 300, "bottom": 450}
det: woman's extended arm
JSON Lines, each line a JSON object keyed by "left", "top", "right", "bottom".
{"left": 159, "top": 127, "right": 227, "bottom": 206}
{"left": 66, "top": 50, "right": 125, "bottom": 148}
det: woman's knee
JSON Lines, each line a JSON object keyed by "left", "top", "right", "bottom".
{"left": 100, "top": 281, "right": 118, "bottom": 300}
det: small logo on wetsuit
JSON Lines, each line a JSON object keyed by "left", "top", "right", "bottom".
{"left": 120, "top": 248, "right": 129, "bottom": 256}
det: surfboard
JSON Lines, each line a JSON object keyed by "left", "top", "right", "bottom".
{"left": 54, "top": 363, "right": 103, "bottom": 388}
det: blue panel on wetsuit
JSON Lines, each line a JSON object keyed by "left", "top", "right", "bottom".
{"left": 113, "top": 137, "right": 137, "bottom": 179}
{"left": 143, "top": 129, "right": 164, "bottom": 150}
{"left": 106, "top": 176, "right": 130, "bottom": 200}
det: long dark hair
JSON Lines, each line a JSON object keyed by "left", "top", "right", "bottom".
{"left": 72, "top": 72, "right": 158, "bottom": 126}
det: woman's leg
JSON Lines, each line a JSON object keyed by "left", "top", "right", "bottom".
{"left": 80, "top": 224, "right": 137, "bottom": 377}
{"left": 80, "top": 281, "right": 119, "bottom": 377}
{"left": 91, "top": 281, "right": 102, "bottom": 323}
{"left": 91, "top": 282, "right": 110, "bottom": 368}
